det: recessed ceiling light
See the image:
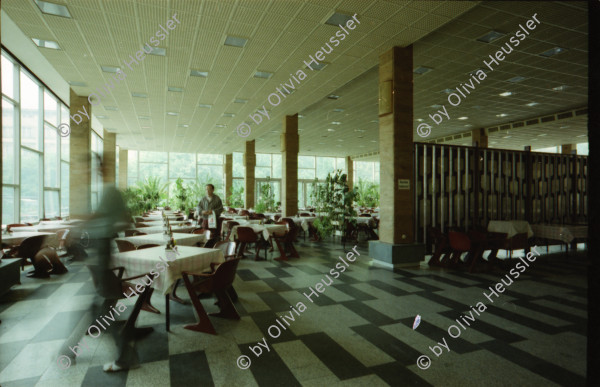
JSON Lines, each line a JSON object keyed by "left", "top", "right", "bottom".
{"left": 234, "top": 99, "right": 248, "bottom": 104}
{"left": 441, "top": 88, "right": 454, "bottom": 94}
{"left": 370, "top": 140, "right": 377, "bottom": 143}
{"left": 476, "top": 30, "right": 506, "bottom": 43}
{"left": 104, "top": 106, "right": 118, "bottom": 111}
{"left": 178, "top": 124, "right": 189, "bottom": 128}
{"left": 325, "top": 12, "right": 354, "bottom": 26}
{"left": 198, "top": 104, "right": 212, "bottom": 108}
{"left": 414, "top": 66, "right": 433, "bottom": 75}
{"left": 327, "top": 128, "right": 336, "bottom": 132}
{"left": 331, "top": 121, "right": 341, "bottom": 125}
{"left": 526, "top": 102, "right": 539, "bottom": 107}
{"left": 216, "top": 124, "right": 227, "bottom": 128}
{"left": 464, "top": 124, "right": 473, "bottom": 128}
{"left": 138, "top": 116, "right": 151, "bottom": 120}
{"left": 68, "top": 81, "right": 87, "bottom": 87}
{"left": 576, "top": 134, "right": 586, "bottom": 138}
{"left": 31, "top": 38, "right": 61, "bottom": 50}
{"left": 167, "top": 112, "right": 178, "bottom": 116}
{"left": 132, "top": 92, "right": 147, "bottom": 98}
{"left": 499, "top": 91, "right": 513, "bottom": 97}
{"left": 190, "top": 70, "right": 209, "bottom": 77}
{"left": 96, "top": 115, "right": 108, "bottom": 119}
{"left": 540, "top": 47, "right": 567, "bottom": 57}
{"left": 34, "top": 0, "right": 71, "bottom": 18}
{"left": 371, "top": 120, "right": 378, "bottom": 123}
{"left": 354, "top": 129, "right": 365, "bottom": 132}
{"left": 101, "top": 65, "right": 121, "bottom": 73}
{"left": 560, "top": 125, "right": 570, "bottom": 129}
{"left": 507, "top": 76, "right": 526, "bottom": 83}
{"left": 224, "top": 36, "right": 248, "bottom": 48}
{"left": 298, "top": 114, "right": 304, "bottom": 118}
{"left": 254, "top": 71, "right": 273, "bottom": 79}
{"left": 148, "top": 47, "right": 166, "bottom": 56}
{"left": 496, "top": 113, "right": 508, "bottom": 117}
{"left": 458, "top": 117, "right": 468, "bottom": 120}
{"left": 552, "top": 85, "right": 568, "bottom": 91}
{"left": 336, "top": 139, "right": 344, "bottom": 142}
{"left": 503, "top": 136, "right": 512, "bottom": 139}
{"left": 490, "top": 141, "right": 498, "bottom": 145}
{"left": 327, "top": 94, "right": 340, "bottom": 100}
{"left": 416, "top": 118, "right": 424, "bottom": 122}
{"left": 333, "top": 108, "right": 345, "bottom": 112}
{"left": 223, "top": 113, "right": 235, "bottom": 118}
{"left": 168, "top": 87, "right": 183, "bottom": 92}
{"left": 430, "top": 104, "right": 443, "bottom": 109}
{"left": 538, "top": 133, "right": 547, "bottom": 136}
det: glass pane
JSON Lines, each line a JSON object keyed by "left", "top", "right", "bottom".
{"left": 21, "top": 72, "right": 41, "bottom": 150}
{"left": 2, "top": 187, "right": 15, "bottom": 224}
{"left": 169, "top": 152, "right": 195, "bottom": 179}
{"left": 2, "top": 100, "right": 15, "bottom": 184}
{"left": 139, "top": 163, "right": 168, "bottom": 183}
{"left": 61, "top": 161, "right": 69, "bottom": 217}
{"left": 255, "top": 166, "right": 270, "bottom": 179}
{"left": 298, "top": 155, "right": 315, "bottom": 168}
{"left": 576, "top": 143, "right": 588, "bottom": 156}
{"left": 21, "top": 149, "right": 40, "bottom": 222}
{"left": 197, "top": 165, "right": 224, "bottom": 197}
{"left": 374, "top": 162, "right": 380, "bottom": 183}
{"left": 256, "top": 153, "right": 270, "bottom": 167}
{"left": 272, "top": 154, "right": 282, "bottom": 178}
{"left": 197, "top": 153, "right": 223, "bottom": 164}
{"left": 305, "top": 183, "right": 314, "bottom": 206}
{"left": 2, "top": 55, "right": 15, "bottom": 99}
{"left": 128, "top": 150, "right": 138, "bottom": 182}
{"left": 298, "top": 168, "right": 315, "bottom": 179}
{"left": 233, "top": 152, "right": 244, "bottom": 177}
{"left": 337, "top": 157, "right": 346, "bottom": 173}
{"left": 44, "top": 125, "right": 59, "bottom": 188}
{"left": 139, "top": 151, "right": 167, "bottom": 163}
{"left": 355, "top": 161, "right": 374, "bottom": 182}
{"left": 316, "top": 157, "right": 335, "bottom": 180}
{"left": 44, "top": 190, "right": 59, "bottom": 218}
{"left": 44, "top": 91, "right": 58, "bottom": 126}
{"left": 298, "top": 182, "right": 304, "bottom": 209}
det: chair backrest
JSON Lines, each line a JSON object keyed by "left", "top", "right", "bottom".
{"left": 228, "top": 221, "right": 240, "bottom": 230}
{"left": 359, "top": 213, "right": 371, "bottom": 217}
{"left": 133, "top": 231, "right": 147, "bottom": 236}
{"left": 211, "top": 258, "right": 241, "bottom": 290}
{"left": 135, "top": 223, "right": 149, "bottom": 228}
{"left": 7, "top": 223, "right": 28, "bottom": 232}
{"left": 34, "top": 246, "right": 68, "bottom": 274}
{"left": 237, "top": 226, "right": 258, "bottom": 242}
{"left": 18, "top": 235, "right": 48, "bottom": 259}
{"left": 448, "top": 231, "right": 471, "bottom": 252}
{"left": 280, "top": 217, "right": 296, "bottom": 230}
{"left": 239, "top": 210, "right": 250, "bottom": 216}
{"left": 274, "top": 215, "right": 281, "bottom": 222}
{"left": 137, "top": 243, "right": 160, "bottom": 250}
{"left": 214, "top": 241, "right": 237, "bottom": 259}
{"left": 116, "top": 240, "right": 136, "bottom": 252}
{"left": 299, "top": 212, "right": 311, "bottom": 217}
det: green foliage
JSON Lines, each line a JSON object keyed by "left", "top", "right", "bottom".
{"left": 255, "top": 177, "right": 276, "bottom": 213}
{"left": 136, "top": 177, "right": 168, "bottom": 213}
{"left": 184, "top": 180, "right": 204, "bottom": 211}
{"left": 311, "top": 170, "right": 357, "bottom": 240}
{"left": 122, "top": 187, "right": 144, "bottom": 217}
{"left": 171, "top": 178, "right": 188, "bottom": 211}
{"left": 354, "top": 178, "right": 380, "bottom": 208}
{"left": 228, "top": 185, "right": 244, "bottom": 208}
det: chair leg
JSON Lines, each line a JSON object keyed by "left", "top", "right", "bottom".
{"left": 165, "top": 294, "right": 170, "bottom": 332}
{"left": 124, "top": 285, "right": 152, "bottom": 332}
{"left": 209, "top": 289, "right": 240, "bottom": 320}
{"left": 227, "top": 286, "right": 238, "bottom": 302}
{"left": 141, "top": 288, "right": 160, "bottom": 314}
{"left": 181, "top": 274, "right": 217, "bottom": 335}
{"left": 274, "top": 238, "right": 288, "bottom": 261}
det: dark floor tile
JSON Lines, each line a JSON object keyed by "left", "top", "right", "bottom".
{"left": 81, "top": 364, "right": 128, "bottom": 387}
{"left": 236, "top": 269, "right": 260, "bottom": 282}
{"left": 512, "top": 299, "right": 586, "bottom": 325}
{"left": 262, "top": 277, "right": 294, "bottom": 292}
{"left": 394, "top": 277, "right": 445, "bottom": 292}
{"left": 293, "top": 265, "right": 323, "bottom": 276}
{"left": 339, "top": 300, "right": 394, "bottom": 326}
{"left": 480, "top": 340, "right": 586, "bottom": 386}
{"left": 299, "top": 332, "right": 371, "bottom": 380}
{"left": 367, "top": 279, "right": 410, "bottom": 297}
{"left": 0, "top": 376, "right": 40, "bottom": 387}
{"left": 331, "top": 284, "right": 376, "bottom": 301}
{"left": 257, "top": 292, "right": 295, "bottom": 312}
{"left": 370, "top": 361, "right": 434, "bottom": 387}
{"left": 414, "top": 291, "right": 467, "bottom": 311}
{"left": 137, "top": 324, "right": 169, "bottom": 364}
{"left": 438, "top": 310, "right": 526, "bottom": 343}
{"left": 242, "top": 342, "right": 301, "bottom": 387}
{"left": 169, "top": 350, "right": 213, "bottom": 387}
{"left": 68, "top": 270, "right": 93, "bottom": 283}
{"left": 264, "top": 267, "right": 292, "bottom": 278}
{"left": 483, "top": 305, "right": 564, "bottom": 334}
{"left": 424, "top": 274, "right": 473, "bottom": 288}
{"left": 248, "top": 311, "right": 297, "bottom": 345}
{"left": 31, "top": 310, "right": 89, "bottom": 342}
{"left": 543, "top": 295, "right": 587, "bottom": 310}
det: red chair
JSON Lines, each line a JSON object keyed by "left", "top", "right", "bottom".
{"left": 447, "top": 231, "right": 473, "bottom": 267}
{"left": 116, "top": 240, "right": 136, "bottom": 253}
{"left": 236, "top": 226, "right": 266, "bottom": 261}
{"left": 225, "top": 221, "right": 239, "bottom": 242}
{"left": 273, "top": 226, "right": 299, "bottom": 261}
{"left": 239, "top": 210, "right": 250, "bottom": 216}
{"left": 137, "top": 244, "right": 160, "bottom": 250}
{"left": 192, "top": 229, "right": 211, "bottom": 247}
{"left": 428, "top": 227, "right": 451, "bottom": 267}
{"left": 13, "top": 235, "right": 48, "bottom": 271}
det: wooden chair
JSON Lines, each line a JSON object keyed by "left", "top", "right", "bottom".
{"left": 7, "top": 224, "right": 28, "bottom": 232}
{"left": 273, "top": 226, "right": 299, "bottom": 261}
{"left": 13, "top": 235, "right": 47, "bottom": 271}
{"left": 135, "top": 223, "right": 150, "bottom": 228}
{"left": 29, "top": 247, "right": 68, "bottom": 277}
{"left": 236, "top": 226, "right": 266, "bottom": 261}
{"left": 211, "top": 241, "right": 239, "bottom": 301}
{"left": 239, "top": 210, "right": 250, "bottom": 216}
{"left": 225, "top": 221, "right": 239, "bottom": 242}
{"left": 447, "top": 231, "right": 474, "bottom": 268}
{"left": 116, "top": 240, "right": 136, "bottom": 253}
{"left": 428, "top": 227, "right": 451, "bottom": 267}
{"left": 170, "top": 259, "right": 241, "bottom": 334}
{"left": 137, "top": 244, "right": 160, "bottom": 250}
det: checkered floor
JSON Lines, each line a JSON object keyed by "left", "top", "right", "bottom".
{"left": 0, "top": 240, "right": 588, "bottom": 386}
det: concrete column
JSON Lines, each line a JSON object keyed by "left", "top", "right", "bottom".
{"left": 118, "top": 148, "right": 128, "bottom": 188}
{"left": 281, "top": 114, "right": 299, "bottom": 217}
{"left": 345, "top": 156, "right": 354, "bottom": 191}
{"left": 472, "top": 128, "right": 488, "bottom": 148}
{"left": 369, "top": 46, "right": 424, "bottom": 267}
{"left": 244, "top": 141, "right": 256, "bottom": 208}
{"left": 561, "top": 144, "right": 576, "bottom": 154}
{"left": 69, "top": 90, "right": 92, "bottom": 217}
{"left": 224, "top": 154, "right": 233, "bottom": 205}
{"left": 103, "top": 130, "right": 116, "bottom": 184}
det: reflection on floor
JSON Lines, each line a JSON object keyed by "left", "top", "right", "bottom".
{"left": 0, "top": 241, "right": 588, "bottom": 387}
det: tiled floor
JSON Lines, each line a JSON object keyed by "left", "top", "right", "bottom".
{"left": 0, "top": 241, "right": 588, "bottom": 386}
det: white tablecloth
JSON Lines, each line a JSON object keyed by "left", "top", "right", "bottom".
{"left": 112, "top": 245, "right": 224, "bottom": 294}
{"left": 138, "top": 220, "right": 190, "bottom": 227}
{"left": 15, "top": 224, "right": 77, "bottom": 233}
{"left": 230, "top": 224, "right": 287, "bottom": 241}
{"left": 133, "top": 225, "right": 196, "bottom": 234}
{"left": 142, "top": 215, "right": 183, "bottom": 221}
{"left": 116, "top": 232, "right": 206, "bottom": 247}
{"left": 1, "top": 231, "right": 58, "bottom": 246}
{"left": 530, "top": 224, "right": 587, "bottom": 243}
{"left": 488, "top": 220, "right": 533, "bottom": 238}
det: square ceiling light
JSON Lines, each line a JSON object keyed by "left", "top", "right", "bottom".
{"left": 254, "top": 71, "right": 273, "bottom": 79}
{"left": 223, "top": 113, "right": 235, "bottom": 118}
{"left": 198, "top": 104, "right": 212, "bottom": 108}
{"left": 327, "top": 94, "right": 340, "bottom": 100}
{"left": 224, "top": 36, "right": 248, "bottom": 48}
{"left": 68, "top": 81, "right": 87, "bottom": 87}
{"left": 32, "top": 38, "right": 60, "bottom": 50}
{"left": 540, "top": 47, "right": 567, "bottom": 57}
{"left": 168, "top": 87, "right": 183, "bottom": 92}
{"left": 101, "top": 65, "right": 121, "bottom": 73}
{"left": 190, "top": 69, "right": 209, "bottom": 77}
{"left": 132, "top": 92, "right": 147, "bottom": 98}
{"left": 148, "top": 47, "right": 166, "bottom": 56}
{"left": 325, "top": 12, "right": 354, "bottom": 26}
{"left": 507, "top": 76, "right": 526, "bottom": 83}
{"left": 476, "top": 30, "right": 506, "bottom": 43}
{"left": 414, "top": 66, "right": 433, "bottom": 75}
{"left": 35, "top": 0, "right": 71, "bottom": 18}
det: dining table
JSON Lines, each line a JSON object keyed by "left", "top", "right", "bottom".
{"left": 132, "top": 225, "right": 197, "bottom": 234}
{"left": 1, "top": 231, "right": 58, "bottom": 247}
{"left": 12, "top": 223, "right": 78, "bottom": 233}
{"left": 137, "top": 220, "right": 190, "bottom": 227}
{"left": 229, "top": 224, "right": 287, "bottom": 241}
{"left": 487, "top": 220, "right": 534, "bottom": 238}
{"left": 530, "top": 224, "right": 588, "bottom": 244}
{"left": 116, "top": 232, "right": 207, "bottom": 247}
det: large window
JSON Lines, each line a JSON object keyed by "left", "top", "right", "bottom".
{"left": 297, "top": 156, "right": 346, "bottom": 208}
{"left": 1, "top": 50, "right": 70, "bottom": 223}
{"left": 91, "top": 130, "right": 103, "bottom": 210}
{"left": 254, "top": 153, "right": 282, "bottom": 206}
{"left": 354, "top": 161, "right": 380, "bottom": 184}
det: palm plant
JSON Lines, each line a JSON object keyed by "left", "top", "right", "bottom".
{"left": 312, "top": 170, "right": 357, "bottom": 241}
{"left": 354, "top": 178, "right": 380, "bottom": 208}
{"left": 228, "top": 185, "right": 244, "bottom": 208}
{"left": 135, "top": 176, "right": 168, "bottom": 212}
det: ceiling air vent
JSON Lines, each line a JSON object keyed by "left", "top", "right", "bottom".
{"left": 541, "top": 115, "right": 555, "bottom": 123}
{"left": 445, "top": 136, "right": 453, "bottom": 141}
{"left": 557, "top": 111, "right": 573, "bottom": 120}
{"left": 526, "top": 119, "right": 539, "bottom": 126}
{"left": 512, "top": 121, "right": 525, "bottom": 128}
{"left": 575, "top": 108, "right": 587, "bottom": 116}
{"left": 463, "top": 132, "right": 471, "bottom": 137}
{"left": 488, "top": 127, "right": 499, "bottom": 133}
{"left": 500, "top": 124, "right": 510, "bottom": 130}
{"left": 453, "top": 135, "right": 461, "bottom": 140}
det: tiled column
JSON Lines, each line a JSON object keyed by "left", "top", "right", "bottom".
{"left": 369, "top": 46, "right": 424, "bottom": 267}
{"left": 472, "top": 128, "right": 488, "bottom": 148}
{"left": 103, "top": 130, "right": 116, "bottom": 183}
{"left": 118, "top": 148, "right": 128, "bottom": 188}
{"left": 281, "top": 114, "right": 299, "bottom": 217}
{"left": 69, "top": 90, "right": 92, "bottom": 217}
{"left": 244, "top": 141, "right": 255, "bottom": 208}
{"left": 224, "top": 153, "right": 233, "bottom": 205}
{"left": 561, "top": 144, "right": 576, "bottom": 154}
{"left": 345, "top": 156, "right": 354, "bottom": 191}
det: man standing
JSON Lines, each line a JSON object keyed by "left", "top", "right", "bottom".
{"left": 197, "top": 184, "right": 224, "bottom": 233}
